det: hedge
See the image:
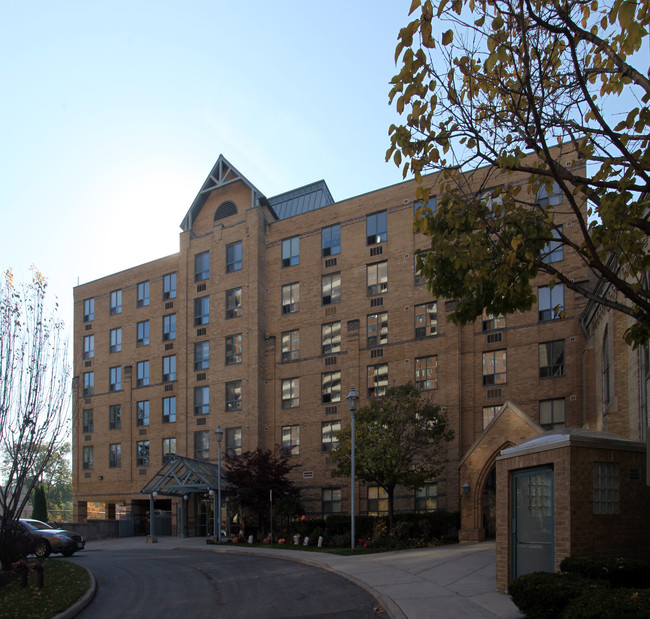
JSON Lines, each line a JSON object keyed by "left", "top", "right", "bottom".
{"left": 508, "top": 572, "right": 607, "bottom": 619}
{"left": 563, "top": 588, "right": 650, "bottom": 619}
{"left": 559, "top": 555, "right": 650, "bottom": 589}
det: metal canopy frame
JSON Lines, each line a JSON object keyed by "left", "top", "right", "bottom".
{"left": 140, "top": 455, "right": 222, "bottom": 498}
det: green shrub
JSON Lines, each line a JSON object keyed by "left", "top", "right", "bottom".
{"left": 509, "top": 572, "right": 605, "bottom": 619}
{"left": 562, "top": 588, "right": 650, "bottom": 619}
{"left": 560, "top": 555, "right": 650, "bottom": 589}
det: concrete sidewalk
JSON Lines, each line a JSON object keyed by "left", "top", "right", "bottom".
{"left": 81, "top": 536, "right": 522, "bottom": 618}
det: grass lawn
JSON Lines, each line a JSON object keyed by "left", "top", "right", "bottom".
{"left": 0, "top": 558, "right": 90, "bottom": 619}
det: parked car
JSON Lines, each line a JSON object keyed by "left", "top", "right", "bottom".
{"left": 19, "top": 519, "right": 85, "bottom": 558}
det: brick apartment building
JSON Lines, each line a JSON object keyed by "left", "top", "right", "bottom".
{"left": 73, "top": 150, "right": 597, "bottom": 542}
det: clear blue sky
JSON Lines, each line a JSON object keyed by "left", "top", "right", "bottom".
{"left": 0, "top": 1, "right": 411, "bottom": 329}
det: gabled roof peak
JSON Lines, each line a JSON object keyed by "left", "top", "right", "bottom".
{"left": 180, "top": 155, "right": 265, "bottom": 232}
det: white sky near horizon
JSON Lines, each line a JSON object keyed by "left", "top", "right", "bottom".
{"left": 0, "top": 1, "right": 413, "bottom": 332}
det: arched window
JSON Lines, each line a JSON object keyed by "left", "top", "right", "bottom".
{"left": 214, "top": 201, "right": 237, "bottom": 223}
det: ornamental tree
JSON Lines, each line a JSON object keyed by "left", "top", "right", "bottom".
{"left": 224, "top": 448, "right": 298, "bottom": 537}
{"left": 330, "top": 383, "right": 454, "bottom": 533}
{"left": 388, "top": 0, "right": 650, "bottom": 346}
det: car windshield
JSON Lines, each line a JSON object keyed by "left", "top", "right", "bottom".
{"left": 22, "top": 519, "right": 53, "bottom": 531}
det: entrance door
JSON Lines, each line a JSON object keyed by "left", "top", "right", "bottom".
{"left": 511, "top": 466, "right": 554, "bottom": 579}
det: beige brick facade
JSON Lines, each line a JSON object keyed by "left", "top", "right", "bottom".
{"left": 72, "top": 152, "right": 596, "bottom": 538}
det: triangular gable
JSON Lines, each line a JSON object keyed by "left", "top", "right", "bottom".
{"left": 140, "top": 455, "right": 222, "bottom": 497}
{"left": 180, "top": 155, "right": 266, "bottom": 232}
{"left": 459, "top": 401, "right": 544, "bottom": 468}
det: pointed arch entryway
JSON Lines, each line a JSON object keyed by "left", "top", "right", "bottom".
{"left": 458, "top": 402, "right": 544, "bottom": 542}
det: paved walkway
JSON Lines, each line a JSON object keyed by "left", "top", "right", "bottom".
{"left": 76, "top": 537, "right": 522, "bottom": 618}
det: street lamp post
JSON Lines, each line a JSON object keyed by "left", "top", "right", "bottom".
{"left": 346, "top": 386, "right": 359, "bottom": 550}
{"left": 215, "top": 426, "right": 224, "bottom": 542}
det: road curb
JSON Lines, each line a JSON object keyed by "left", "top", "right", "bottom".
{"left": 53, "top": 564, "right": 96, "bottom": 619}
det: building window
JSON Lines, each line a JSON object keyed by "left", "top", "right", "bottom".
{"left": 367, "top": 312, "right": 388, "bottom": 347}
{"left": 539, "top": 340, "right": 565, "bottom": 378}
{"left": 281, "top": 378, "right": 300, "bottom": 409}
{"left": 137, "top": 441, "right": 150, "bottom": 467}
{"left": 321, "top": 420, "right": 341, "bottom": 453}
{"left": 366, "top": 211, "right": 387, "bottom": 245}
{"left": 194, "top": 386, "right": 209, "bottom": 415}
{"left": 414, "top": 196, "right": 437, "bottom": 222}
{"left": 137, "top": 281, "right": 150, "bottom": 307}
{"left": 538, "top": 284, "right": 564, "bottom": 321}
{"left": 110, "top": 290, "right": 122, "bottom": 315}
{"left": 226, "top": 241, "right": 242, "bottom": 273}
{"left": 593, "top": 462, "right": 619, "bottom": 515}
{"left": 136, "top": 400, "right": 150, "bottom": 426}
{"left": 195, "top": 251, "right": 210, "bottom": 282}
{"left": 540, "top": 398, "right": 565, "bottom": 429}
{"left": 192, "top": 341, "right": 209, "bottom": 371}
{"left": 226, "top": 287, "right": 242, "bottom": 319}
{"left": 194, "top": 296, "right": 210, "bottom": 326}
{"left": 281, "top": 330, "right": 299, "bottom": 362}
{"left": 415, "top": 355, "right": 438, "bottom": 391}
{"left": 162, "top": 355, "right": 176, "bottom": 382}
{"left": 281, "top": 282, "right": 300, "bottom": 314}
{"left": 282, "top": 236, "right": 300, "bottom": 267}
{"left": 366, "top": 261, "right": 388, "bottom": 296}
{"left": 541, "top": 226, "right": 564, "bottom": 264}
{"left": 281, "top": 425, "right": 300, "bottom": 456}
{"left": 482, "top": 310, "right": 506, "bottom": 331}
{"left": 109, "top": 366, "right": 121, "bottom": 392}
{"left": 225, "top": 334, "right": 242, "bottom": 365}
{"left": 367, "top": 486, "right": 388, "bottom": 515}
{"left": 163, "top": 272, "right": 177, "bottom": 300}
{"left": 136, "top": 360, "right": 150, "bottom": 387}
{"left": 226, "top": 380, "right": 242, "bottom": 411}
{"left": 322, "top": 488, "right": 342, "bottom": 514}
{"left": 603, "top": 326, "right": 611, "bottom": 406}
{"left": 83, "top": 371, "right": 94, "bottom": 397}
{"left": 162, "top": 438, "right": 176, "bottom": 464}
{"left": 415, "top": 483, "right": 438, "bottom": 512}
{"left": 415, "top": 302, "right": 438, "bottom": 337}
{"left": 110, "top": 327, "right": 122, "bottom": 353}
{"left": 414, "top": 256, "right": 426, "bottom": 286}
{"left": 137, "top": 320, "right": 150, "bottom": 346}
{"left": 83, "top": 335, "right": 94, "bottom": 360}
{"left": 321, "top": 273, "right": 341, "bottom": 305}
{"left": 226, "top": 427, "right": 242, "bottom": 456}
{"left": 162, "top": 314, "right": 176, "bottom": 341}
{"left": 163, "top": 396, "right": 176, "bottom": 423}
{"left": 321, "top": 224, "right": 341, "bottom": 257}
{"left": 321, "top": 321, "right": 341, "bottom": 355}
{"left": 82, "top": 409, "right": 93, "bottom": 433}
{"left": 194, "top": 431, "right": 209, "bottom": 460}
{"left": 367, "top": 363, "right": 388, "bottom": 397}
{"left": 482, "top": 350, "right": 507, "bottom": 385}
{"left": 322, "top": 371, "right": 341, "bottom": 404}
{"left": 109, "top": 404, "right": 121, "bottom": 430}
{"left": 482, "top": 405, "right": 501, "bottom": 429}
{"left": 536, "top": 180, "right": 563, "bottom": 207}
{"left": 109, "top": 443, "right": 121, "bottom": 469}
{"left": 83, "top": 298, "right": 94, "bottom": 322}
{"left": 82, "top": 446, "right": 94, "bottom": 471}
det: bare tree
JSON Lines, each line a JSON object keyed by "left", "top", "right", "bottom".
{"left": 0, "top": 269, "right": 69, "bottom": 545}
